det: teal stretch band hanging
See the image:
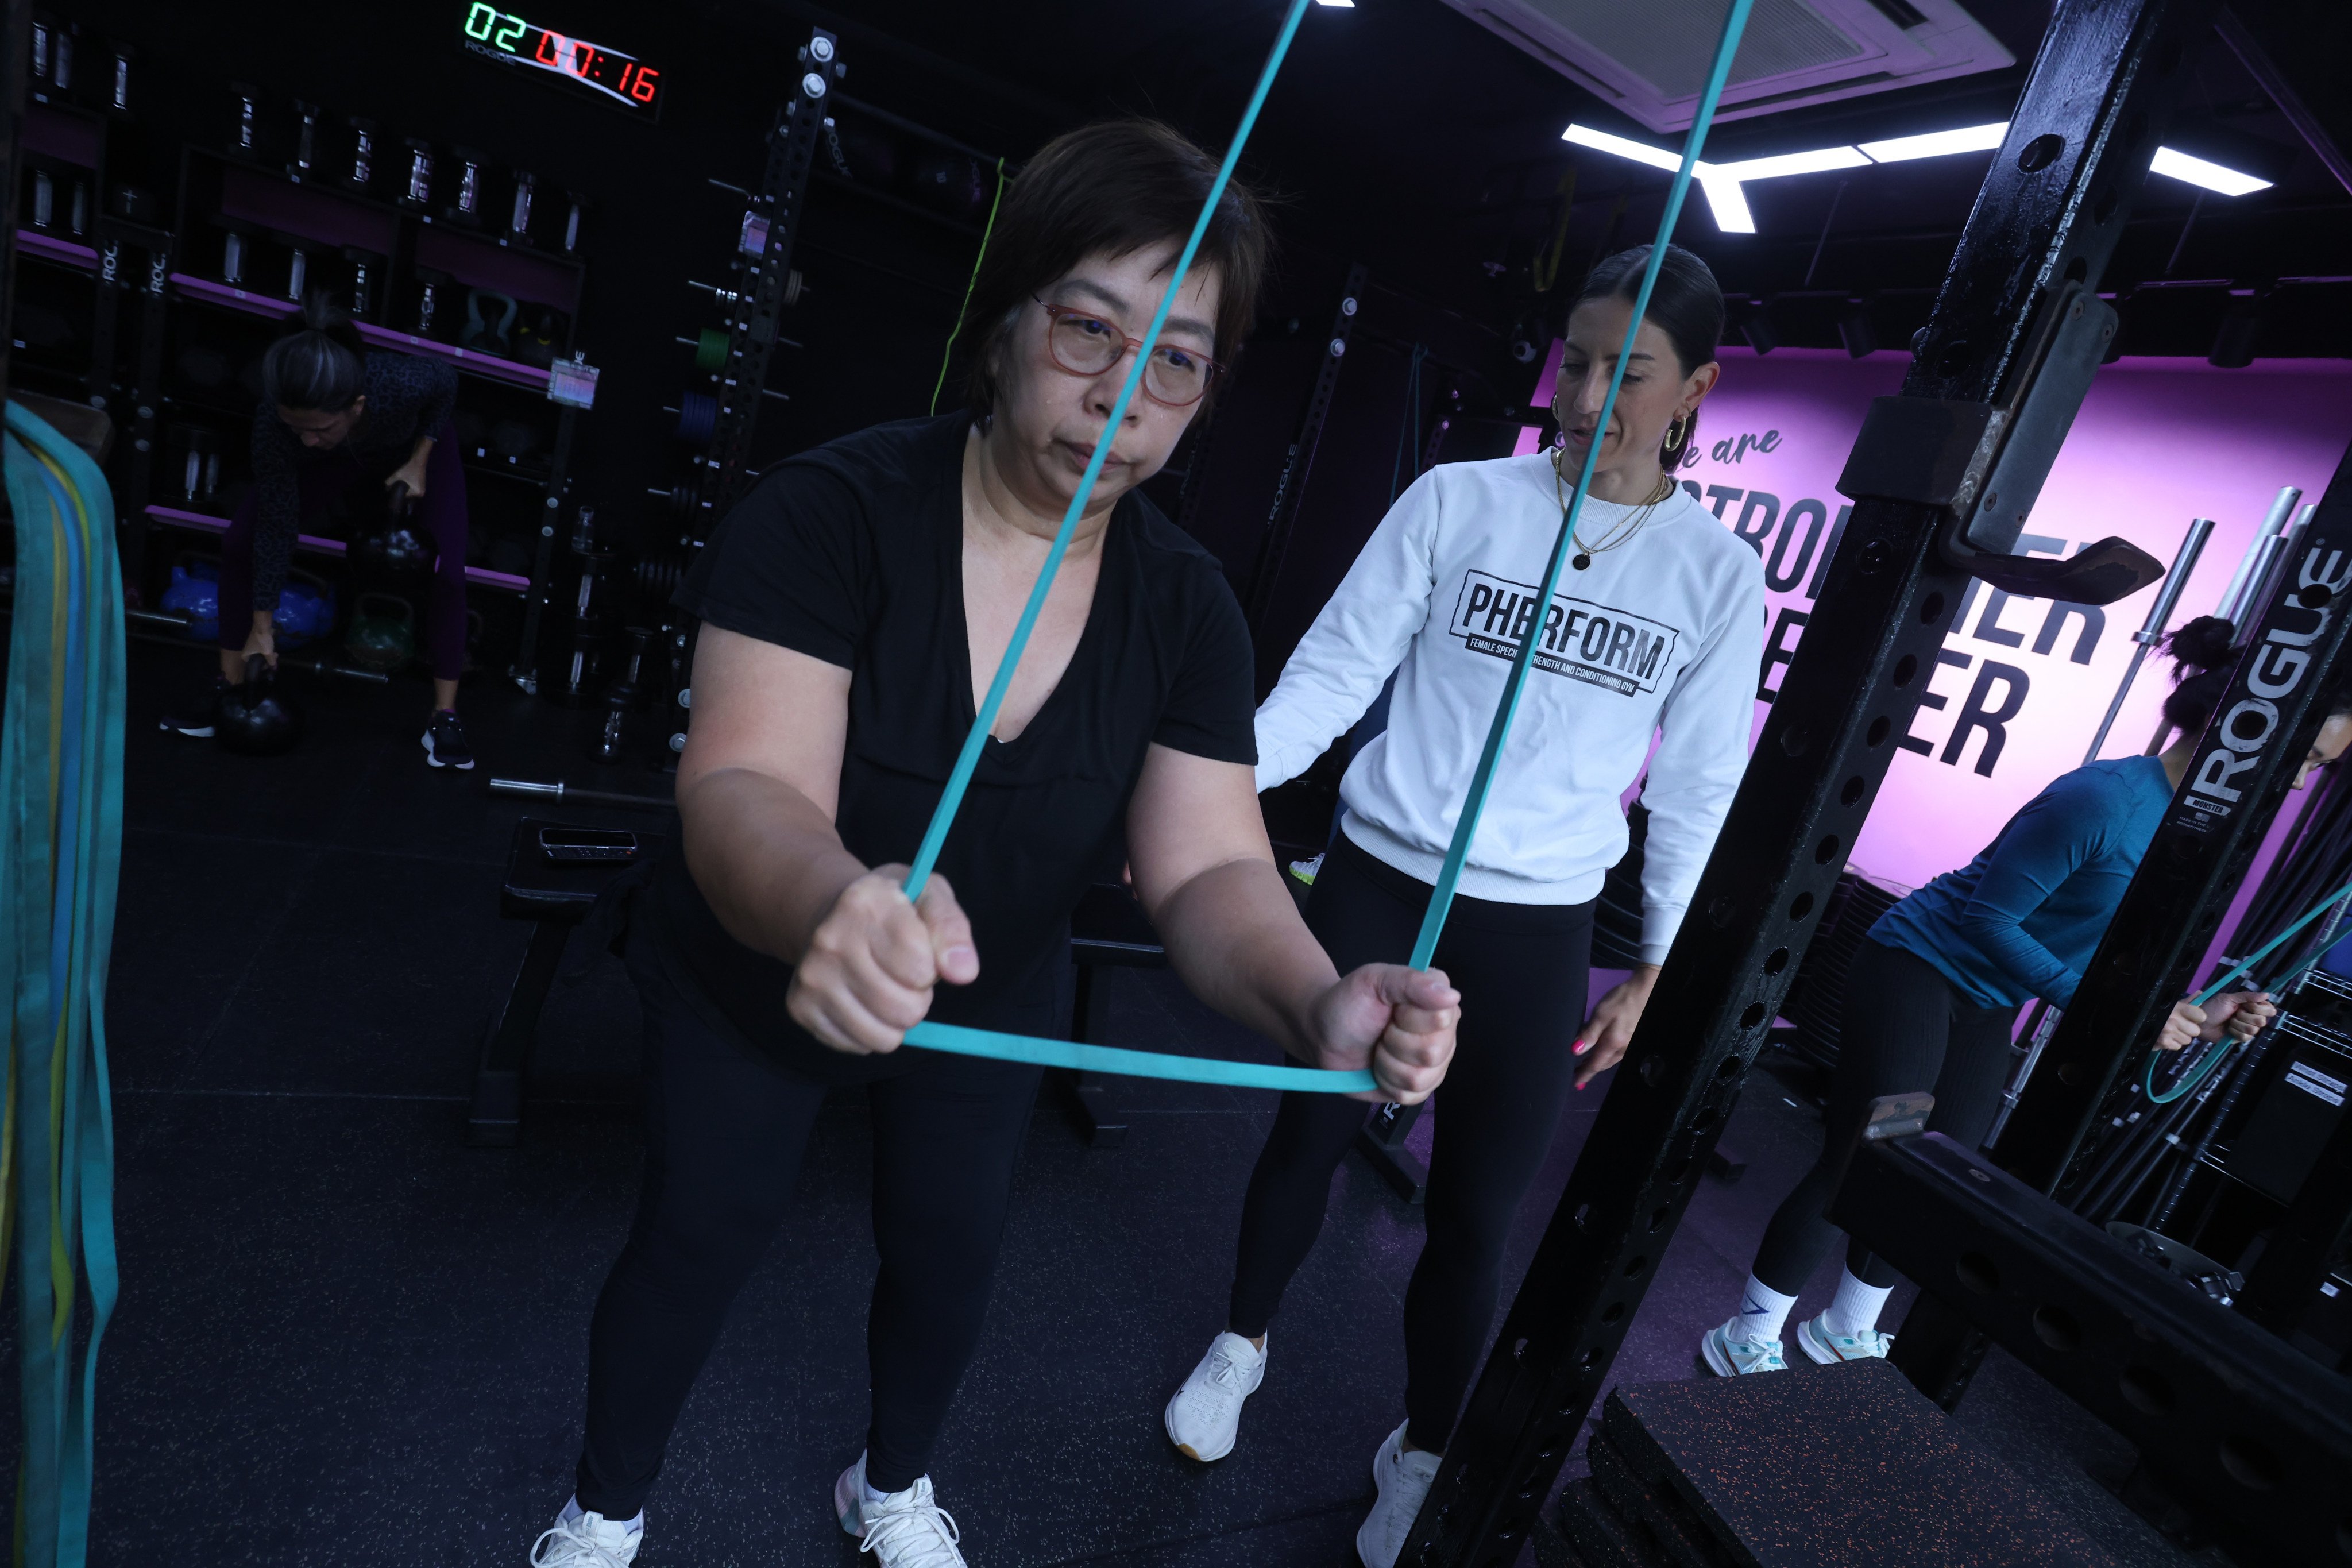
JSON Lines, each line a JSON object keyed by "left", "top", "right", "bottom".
{"left": 891, "top": 0, "right": 1378, "bottom": 1094}
{"left": 5, "top": 400, "right": 128, "bottom": 1568}
{"left": 1407, "top": 0, "right": 1753, "bottom": 973}
{"left": 2141, "top": 873, "right": 2352, "bottom": 1105}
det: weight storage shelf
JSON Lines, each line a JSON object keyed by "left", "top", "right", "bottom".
{"left": 167, "top": 273, "right": 558, "bottom": 392}
{"left": 144, "top": 505, "right": 531, "bottom": 593}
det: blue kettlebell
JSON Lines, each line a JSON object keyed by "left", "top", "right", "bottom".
{"left": 160, "top": 565, "right": 220, "bottom": 642}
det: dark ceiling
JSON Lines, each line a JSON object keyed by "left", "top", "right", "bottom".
{"left": 741, "top": 0, "right": 2352, "bottom": 362}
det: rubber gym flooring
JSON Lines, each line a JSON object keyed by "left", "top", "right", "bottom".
{"left": 2, "top": 641, "right": 2234, "bottom": 1566}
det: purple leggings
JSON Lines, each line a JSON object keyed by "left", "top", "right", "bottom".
{"left": 217, "top": 421, "right": 469, "bottom": 681}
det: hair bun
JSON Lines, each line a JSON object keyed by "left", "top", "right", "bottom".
{"left": 298, "top": 292, "right": 368, "bottom": 360}
{"left": 2164, "top": 615, "right": 2239, "bottom": 679}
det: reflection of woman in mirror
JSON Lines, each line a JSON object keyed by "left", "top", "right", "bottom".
{"left": 1706, "top": 616, "right": 2352, "bottom": 1377}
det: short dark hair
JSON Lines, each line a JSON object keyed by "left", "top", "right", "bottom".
{"left": 960, "top": 118, "right": 1271, "bottom": 416}
{"left": 262, "top": 294, "right": 368, "bottom": 411}
{"left": 1573, "top": 244, "right": 1725, "bottom": 467}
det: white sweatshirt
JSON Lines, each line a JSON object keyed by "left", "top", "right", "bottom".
{"left": 1256, "top": 451, "right": 1766, "bottom": 964}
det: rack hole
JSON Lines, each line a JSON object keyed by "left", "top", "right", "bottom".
{"left": 1814, "top": 833, "right": 1841, "bottom": 864}
{"left": 1690, "top": 1106, "right": 1718, "bottom": 1133}
{"left": 1956, "top": 1252, "right": 2001, "bottom": 1294}
{"left": 1919, "top": 592, "right": 1945, "bottom": 624}
{"left": 1764, "top": 946, "right": 1790, "bottom": 974}
{"left": 2301, "top": 584, "right": 2334, "bottom": 610}
{"left": 2017, "top": 133, "right": 2063, "bottom": 172}
{"left": 2118, "top": 1366, "right": 2173, "bottom": 1416}
{"left": 1840, "top": 775, "right": 1867, "bottom": 806}
{"left": 1789, "top": 891, "right": 1815, "bottom": 921}
{"left": 1624, "top": 1254, "right": 1648, "bottom": 1278}
{"left": 1649, "top": 1203, "right": 1673, "bottom": 1231}
{"left": 1513, "top": 1337, "right": 1529, "bottom": 1360}
{"left": 2219, "top": 1434, "right": 2284, "bottom": 1491}
{"left": 1892, "top": 654, "right": 1918, "bottom": 688}
{"left": 1739, "top": 1003, "right": 1767, "bottom": 1030}
{"left": 1867, "top": 716, "right": 1891, "bottom": 747}
{"left": 1601, "top": 1301, "right": 1625, "bottom": 1324}
{"left": 1779, "top": 724, "right": 1812, "bottom": 758}
{"left": 1573, "top": 1202, "right": 1592, "bottom": 1230}
{"left": 1577, "top": 1347, "right": 1601, "bottom": 1370}
{"left": 1663, "top": 1156, "right": 1693, "bottom": 1184}
{"left": 2032, "top": 1303, "right": 2082, "bottom": 1351}
{"left": 1717, "top": 1054, "right": 1742, "bottom": 1080}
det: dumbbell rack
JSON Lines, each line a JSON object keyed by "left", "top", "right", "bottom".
{"left": 646, "top": 25, "right": 837, "bottom": 766}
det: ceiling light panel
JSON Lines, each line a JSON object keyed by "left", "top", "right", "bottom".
{"left": 1859, "top": 121, "right": 2010, "bottom": 162}
{"left": 2149, "top": 145, "right": 2273, "bottom": 196}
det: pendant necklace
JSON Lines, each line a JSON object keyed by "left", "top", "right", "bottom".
{"left": 1554, "top": 448, "right": 1677, "bottom": 570}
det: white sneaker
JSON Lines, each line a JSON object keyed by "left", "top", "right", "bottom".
{"left": 1355, "top": 1422, "right": 1440, "bottom": 1568}
{"left": 1164, "top": 1331, "right": 1266, "bottom": 1462}
{"left": 530, "top": 1499, "right": 642, "bottom": 1567}
{"left": 834, "top": 1454, "right": 967, "bottom": 1567}
{"left": 1700, "top": 1319, "right": 1788, "bottom": 1376}
{"left": 1795, "top": 1311, "right": 1894, "bottom": 1365}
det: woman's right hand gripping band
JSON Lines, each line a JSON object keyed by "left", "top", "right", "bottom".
{"left": 786, "top": 866, "right": 980, "bottom": 1055}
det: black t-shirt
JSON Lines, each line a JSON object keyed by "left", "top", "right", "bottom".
{"left": 647, "top": 413, "right": 1257, "bottom": 1082}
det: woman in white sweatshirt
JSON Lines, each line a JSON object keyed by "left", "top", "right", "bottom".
{"left": 1162, "top": 245, "right": 1765, "bottom": 1568}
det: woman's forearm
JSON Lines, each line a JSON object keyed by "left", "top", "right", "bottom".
{"left": 678, "top": 765, "right": 868, "bottom": 965}
{"left": 1153, "top": 856, "right": 1338, "bottom": 1060}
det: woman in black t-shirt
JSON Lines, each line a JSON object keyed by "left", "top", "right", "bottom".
{"left": 531, "top": 122, "right": 1461, "bottom": 1568}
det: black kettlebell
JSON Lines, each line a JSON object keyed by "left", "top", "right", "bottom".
{"left": 353, "top": 480, "right": 431, "bottom": 577}
{"left": 215, "top": 654, "right": 304, "bottom": 756}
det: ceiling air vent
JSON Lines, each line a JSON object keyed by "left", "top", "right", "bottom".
{"left": 1443, "top": 0, "right": 2014, "bottom": 133}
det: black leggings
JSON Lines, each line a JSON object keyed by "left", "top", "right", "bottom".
{"left": 574, "top": 931, "right": 1042, "bottom": 1516}
{"left": 1227, "top": 829, "right": 1593, "bottom": 1453}
{"left": 1751, "top": 937, "right": 2018, "bottom": 1295}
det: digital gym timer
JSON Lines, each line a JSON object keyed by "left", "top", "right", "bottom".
{"left": 459, "top": 5, "right": 665, "bottom": 119}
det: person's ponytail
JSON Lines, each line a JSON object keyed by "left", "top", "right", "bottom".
{"left": 2161, "top": 615, "right": 2240, "bottom": 736}
{"left": 260, "top": 293, "right": 367, "bottom": 412}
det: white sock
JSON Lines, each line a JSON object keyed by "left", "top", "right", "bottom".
{"left": 561, "top": 1497, "right": 643, "bottom": 1534}
{"left": 1824, "top": 1268, "right": 1895, "bottom": 1338}
{"left": 1733, "top": 1276, "right": 1798, "bottom": 1344}
{"left": 860, "top": 1459, "right": 909, "bottom": 1507}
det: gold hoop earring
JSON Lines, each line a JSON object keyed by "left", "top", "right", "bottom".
{"left": 1665, "top": 413, "right": 1689, "bottom": 450}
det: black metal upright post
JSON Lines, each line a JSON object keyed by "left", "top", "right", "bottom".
{"left": 1242, "top": 262, "right": 1366, "bottom": 683}
{"left": 0, "top": 0, "right": 25, "bottom": 415}
{"left": 650, "top": 31, "right": 833, "bottom": 766}
{"left": 1400, "top": 2, "right": 2211, "bottom": 1560}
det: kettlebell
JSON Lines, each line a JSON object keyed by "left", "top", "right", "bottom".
{"left": 216, "top": 655, "right": 304, "bottom": 756}
{"left": 345, "top": 591, "right": 417, "bottom": 673}
{"left": 352, "top": 480, "right": 431, "bottom": 577}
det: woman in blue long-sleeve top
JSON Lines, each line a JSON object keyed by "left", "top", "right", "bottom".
{"left": 1704, "top": 616, "right": 2352, "bottom": 1376}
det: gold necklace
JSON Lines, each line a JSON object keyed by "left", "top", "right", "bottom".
{"left": 1552, "top": 449, "right": 1676, "bottom": 570}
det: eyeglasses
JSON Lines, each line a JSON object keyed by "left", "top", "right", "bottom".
{"left": 1033, "top": 296, "right": 1221, "bottom": 407}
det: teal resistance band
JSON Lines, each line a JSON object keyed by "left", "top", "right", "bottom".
{"left": 2142, "top": 873, "right": 2352, "bottom": 1105}
{"left": 893, "top": 0, "right": 1372, "bottom": 1092}
{"left": 1407, "top": 0, "right": 1754, "bottom": 971}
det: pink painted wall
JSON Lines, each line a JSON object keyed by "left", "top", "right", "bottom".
{"left": 1528, "top": 343, "right": 2352, "bottom": 970}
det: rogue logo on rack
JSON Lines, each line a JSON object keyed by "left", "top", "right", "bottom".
{"left": 1448, "top": 570, "right": 1679, "bottom": 697}
{"left": 2181, "top": 540, "right": 2352, "bottom": 825}
{"left": 461, "top": 5, "right": 665, "bottom": 119}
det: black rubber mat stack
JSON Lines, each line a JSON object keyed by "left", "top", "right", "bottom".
{"left": 1538, "top": 1361, "right": 2121, "bottom": 1568}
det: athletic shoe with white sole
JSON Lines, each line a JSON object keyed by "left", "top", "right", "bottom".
{"left": 1795, "top": 1311, "right": 1894, "bottom": 1365}
{"left": 1700, "top": 1320, "right": 1788, "bottom": 1376}
{"left": 529, "top": 1499, "right": 642, "bottom": 1567}
{"left": 835, "top": 1455, "right": 967, "bottom": 1567}
{"left": 159, "top": 677, "right": 231, "bottom": 739}
{"left": 423, "top": 709, "right": 476, "bottom": 769}
{"left": 1164, "top": 1331, "right": 1266, "bottom": 1462}
{"left": 1355, "top": 1422, "right": 1442, "bottom": 1568}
